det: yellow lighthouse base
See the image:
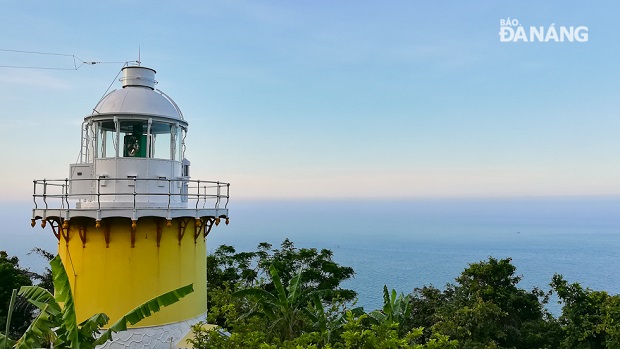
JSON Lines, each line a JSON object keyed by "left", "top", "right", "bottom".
{"left": 57, "top": 216, "right": 214, "bottom": 327}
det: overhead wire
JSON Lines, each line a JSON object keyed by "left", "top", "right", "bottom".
{"left": 0, "top": 48, "right": 138, "bottom": 70}
{"left": 92, "top": 62, "right": 129, "bottom": 115}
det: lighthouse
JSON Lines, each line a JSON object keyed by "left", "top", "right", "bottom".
{"left": 30, "top": 65, "right": 229, "bottom": 348}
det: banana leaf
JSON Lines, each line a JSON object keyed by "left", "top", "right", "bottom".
{"left": 17, "top": 287, "right": 60, "bottom": 317}
{"left": 94, "top": 283, "right": 193, "bottom": 346}
{"left": 14, "top": 309, "right": 56, "bottom": 349}
{"left": 50, "top": 255, "right": 79, "bottom": 349}
{"left": 0, "top": 333, "right": 15, "bottom": 349}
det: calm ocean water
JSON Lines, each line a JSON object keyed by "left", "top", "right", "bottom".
{"left": 2, "top": 197, "right": 619, "bottom": 314}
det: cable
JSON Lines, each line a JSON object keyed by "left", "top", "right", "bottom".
{"left": 0, "top": 48, "right": 74, "bottom": 56}
{"left": 91, "top": 62, "right": 129, "bottom": 115}
{"left": 0, "top": 48, "right": 138, "bottom": 70}
{"left": 0, "top": 64, "right": 80, "bottom": 70}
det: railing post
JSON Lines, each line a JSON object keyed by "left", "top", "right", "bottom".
{"left": 97, "top": 177, "right": 101, "bottom": 210}
{"left": 33, "top": 180, "right": 38, "bottom": 210}
{"left": 203, "top": 184, "right": 207, "bottom": 209}
{"left": 64, "top": 178, "right": 69, "bottom": 209}
{"left": 216, "top": 181, "right": 221, "bottom": 209}
{"left": 196, "top": 180, "right": 200, "bottom": 210}
{"left": 43, "top": 179, "right": 48, "bottom": 210}
{"left": 133, "top": 177, "right": 137, "bottom": 210}
{"left": 225, "top": 183, "right": 230, "bottom": 209}
{"left": 168, "top": 179, "right": 172, "bottom": 210}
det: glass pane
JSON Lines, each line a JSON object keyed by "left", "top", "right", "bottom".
{"left": 120, "top": 121, "right": 148, "bottom": 158}
{"left": 178, "top": 128, "right": 184, "bottom": 161}
{"left": 104, "top": 130, "right": 115, "bottom": 158}
{"left": 150, "top": 122, "right": 172, "bottom": 160}
{"left": 153, "top": 131, "right": 172, "bottom": 159}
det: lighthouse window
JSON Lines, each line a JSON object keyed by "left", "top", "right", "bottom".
{"left": 150, "top": 122, "right": 174, "bottom": 160}
{"left": 119, "top": 122, "right": 148, "bottom": 158}
{"left": 96, "top": 121, "right": 121, "bottom": 158}
{"left": 99, "top": 129, "right": 116, "bottom": 158}
{"left": 152, "top": 131, "right": 172, "bottom": 160}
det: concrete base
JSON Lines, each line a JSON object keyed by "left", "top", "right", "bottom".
{"left": 98, "top": 314, "right": 205, "bottom": 349}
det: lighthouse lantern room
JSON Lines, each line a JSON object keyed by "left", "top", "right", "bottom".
{"left": 30, "top": 65, "right": 229, "bottom": 349}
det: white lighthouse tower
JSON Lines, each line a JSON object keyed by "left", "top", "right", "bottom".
{"left": 31, "top": 65, "right": 229, "bottom": 348}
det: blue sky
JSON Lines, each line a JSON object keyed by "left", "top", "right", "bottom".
{"left": 0, "top": 1, "right": 618, "bottom": 200}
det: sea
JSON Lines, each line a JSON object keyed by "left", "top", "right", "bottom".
{"left": 2, "top": 196, "right": 619, "bottom": 315}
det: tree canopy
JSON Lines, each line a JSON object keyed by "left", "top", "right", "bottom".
{"left": 200, "top": 240, "right": 620, "bottom": 349}
{"left": 0, "top": 252, "right": 34, "bottom": 339}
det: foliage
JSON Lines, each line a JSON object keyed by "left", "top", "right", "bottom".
{"left": 368, "top": 285, "right": 412, "bottom": 336}
{"left": 208, "top": 239, "right": 356, "bottom": 301}
{"left": 233, "top": 264, "right": 312, "bottom": 341}
{"left": 6, "top": 255, "right": 193, "bottom": 349}
{"left": 552, "top": 274, "right": 620, "bottom": 349}
{"left": 188, "top": 312, "right": 459, "bottom": 349}
{"left": 305, "top": 293, "right": 362, "bottom": 346}
{"left": 330, "top": 311, "right": 457, "bottom": 349}
{"left": 200, "top": 241, "right": 620, "bottom": 349}
{"left": 407, "top": 286, "right": 447, "bottom": 341}
{"left": 207, "top": 239, "right": 357, "bottom": 334}
{"left": 430, "top": 257, "right": 558, "bottom": 349}
{"left": 27, "top": 248, "right": 54, "bottom": 293}
{"left": 187, "top": 324, "right": 269, "bottom": 349}
{"left": 0, "top": 252, "right": 34, "bottom": 340}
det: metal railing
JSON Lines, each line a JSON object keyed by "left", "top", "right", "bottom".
{"left": 33, "top": 177, "right": 229, "bottom": 211}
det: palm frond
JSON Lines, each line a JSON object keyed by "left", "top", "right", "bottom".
{"left": 14, "top": 309, "right": 56, "bottom": 349}
{"left": 269, "top": 265, "right": 288, "bottom": 305}
{"left": 78, "top": 313, "right": 109, "bottom": 338}
{"left": 287, "top": 271, "right": 303, "bottom": 303}
{"left": 51, "top": 255, "right": 79, "bottom": 349}
{"left": 18, "top": 286, "right": 61, "bottom": 316}
{"left": 0, "top": 333, "right": 15, "bottom": 349}
{"left": 94, "top": 283, "right": 193, "bottom": 346}
{"left": 233, "top": 288, "right": 279, "bottom": 304}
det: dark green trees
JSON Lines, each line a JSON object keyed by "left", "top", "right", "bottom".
{"left": 207, "top": 239, "right": 356, "bottom": 329}
{"left": 552, "top": 274, "right": 620, "bottom": 349}
{"left": 208, "top": 239, "right": 355, "bottom": 301}
{"left": 203, "top": 241, "right": 620, "bottom": 349}
{"left": 0, "top": 252, "right": 34, "bottom": 339}
{"left": 408, "top": 257, "right": 560, "bottom": 349}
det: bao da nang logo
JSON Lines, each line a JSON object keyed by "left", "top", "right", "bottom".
{"left": 499, "top": 18, "right": 588, "bottom": 43}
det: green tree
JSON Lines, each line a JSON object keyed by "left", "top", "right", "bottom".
{"left": 208, "top": 239, "right": 356, "bottom": 301}
{"left": 187, "top": 325, "right": 269, "bottom": 349}
{"left": 257, "top": 239, "right": 356, "bottom": 302}
{"left": 407, "top": 286, "right": 447, "bottom": 341}
{"left": 234, "top": 265, "right": 309, "bottom": 341}
{"left": 368, "top": 285, "right": 412, "bottom": 337}
{"left": 0, "top": 252, "right": 34, "bottom": 340}
{"left": 4, "top": 255, "right": 193, "bottom": 349}
{"left": 551, "top": 274, "right": 620, "bottom": 349}
{"left": 431, "top": 257, "right": 557, "bottom": 349}
{"left": 339, "top": 311, "right": 458, "bottom": 349}
{"left": 207, "top": 240, "right": 357, "bottom": 331}
{"left": 305, "top": 293, "right": 364, "bottom": 347}
{"left": 27, "top": 248, "right": 54, "bottom": 293}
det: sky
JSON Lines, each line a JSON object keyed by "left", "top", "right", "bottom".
{"left": 0, "top": 0, "right": 619, "bottom": 201}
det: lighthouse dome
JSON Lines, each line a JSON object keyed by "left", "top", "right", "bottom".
{"left": 92, "top": 66, "right": 184, "bottom": 121}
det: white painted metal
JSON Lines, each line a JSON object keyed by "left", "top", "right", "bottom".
{"left": 32, "top": 177, "right": 228, "bottom": 220}
{"left": 69, "top": 164, "right": 94, "bottom": 198}
{"left": 120, "top": 66, "right": 157, "bottom": 89}
{"left": 33, "top": 65, "right": 229, "bottom": 222}
{"left": 93, "top": 87, "right": 183, "bottom": 121}
{"left": 79, "top": 157, "right": 184, "bottom": 208}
